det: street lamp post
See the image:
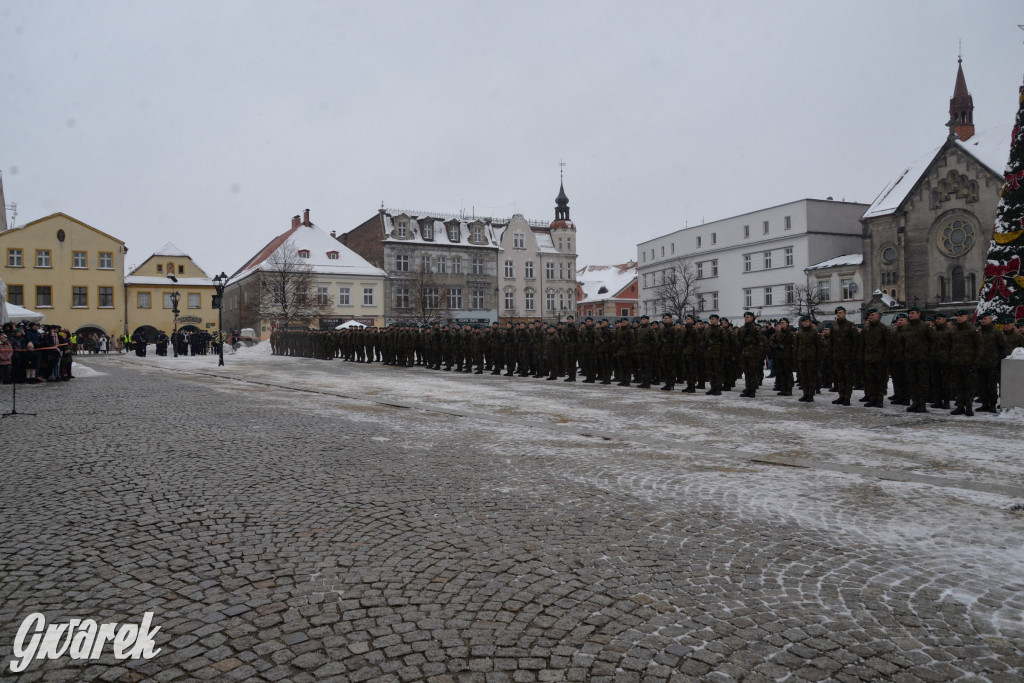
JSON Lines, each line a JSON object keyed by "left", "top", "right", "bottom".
{"left": 166, "top": 274, "right": 180, "bottom": 357}
{"left": 212, "top": 271, "right": 229, "bottom": 367}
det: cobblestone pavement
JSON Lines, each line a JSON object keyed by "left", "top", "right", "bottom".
{"left": 1, "top": 354, "right": 1023, "bottom": 682}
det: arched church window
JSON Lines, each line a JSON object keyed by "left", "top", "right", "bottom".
{"left": 969, "top": 273, "right": 977, "bottom": 297}
{"left": 939, "top": 276, "right": 946, "bottom": 302}
{"left": 951, "top": 266, "right": 965, "bottom": 301}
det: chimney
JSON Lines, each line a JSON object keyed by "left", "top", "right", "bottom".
{"left": 303, "top": 209, "right": 311, "bottom": 226}
{"left": 292, "top": 215, "right": 300, "bottom": 229}
{"left": 330, "top": 230, "right": 336, "bottom": 238}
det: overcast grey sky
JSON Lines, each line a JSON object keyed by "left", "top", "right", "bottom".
{"left": 2, "top": 0, "right": 1021, "bottom": 275}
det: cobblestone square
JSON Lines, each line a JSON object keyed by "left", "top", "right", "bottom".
{"left": 1, "top": 352, "right": 1022, "bottom": 681}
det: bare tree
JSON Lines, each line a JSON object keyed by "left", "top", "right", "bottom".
{"left": 400, "top": 266, "right": 452, "bottom": 326}
{"left": 788, "top": 283, "right": 828, "bottom": 320}
{"left": 651, "top": 260, "right": 702, "bottom": 319}
{"left": 249, "top": 240, "right": 331, "bottom": 329}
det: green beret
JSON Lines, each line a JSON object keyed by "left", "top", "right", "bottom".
{"left": 834, "top": 306, "right": 846, "bottom": 313}
{"left": 744, "top": 311, "right": 755, "bottom": 318}
{"left": 956, "top": 309, "right": 969, "bottom": 316}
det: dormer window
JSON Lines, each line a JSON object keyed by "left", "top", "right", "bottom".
{"left": 396, "top": 220, "right": 408, "bottom": 238}
{"left": 327, "top": 251, "right": 339, "bottom": 260}
{"left": 422, "top": 221, "right": 434, "bottom": 240}
{"left": 471, "top": 225, "right": 484, "bottom": 244}
{"left": 298, "top": 250, "right": 310, "bottom": 258}
{"left": 448, "top": 224, "right": 460, "bottom": 242}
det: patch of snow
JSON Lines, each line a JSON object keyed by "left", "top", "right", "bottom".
{"left": 71, "top": 362, "right": 103, "bottom": 377}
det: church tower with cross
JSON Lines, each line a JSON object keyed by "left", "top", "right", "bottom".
{"left": 949, "top": 54, "right": 975, "bottom": 142}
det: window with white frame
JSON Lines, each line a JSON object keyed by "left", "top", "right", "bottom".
{"left": 744, "top": 254, "right": 752, "bottom": 272}
{"left": 841, "top": 278, "right": 855, "bottom": 300}
{"left": 784, "top": 247, "right": 793, "bottom": 266}
{"left": 447, "top": 287, "right": 462, "bottom": 309}
{"left": 817, "top": 279, "right": 830, "bottom": 301}
{"left": 544, "top": 291, "right": 554, "bottom": 311}
{"left": 396, "top": 220, "right": 407, "bottom": 238}
{"left": 394, "top": 287, "right": 410, "bottom": 309}
{"left": 764, "top": 251, "right": 772, "bottom": 269}
{"left": 448, "top": 224, "right": 460, "bottom": 242}
{"left": 314, "top": 286, "right": 329, "bottom": 306}
{"left": 525, "top": 261, "right": 535, "bottom": 279}
{"left": 567, "top": 237, "right": 572, "bottom": 252}
{"left": 338, "top": 286, "right": 351, "bottom": 305}
{"left": 784, "top": 215, "right": 792, "bottom": 231}
{"left": 697, "top": 261, "right": 704, "bottom": 279}
{"left": 513, "top": 232, "right": 525, "bottom": 249}
{"left": 421, "top": 254, "right": 431, "bottom": 273}
{"left": 362, "top": 287, "right": 375, "bottom": 306}
{"left": 72, "top": 251, "right": 87, "bottom": 268}
{"left": 524, "top": 289, "right": 535, "bottom": 310}
{"left": 711, "top": 259, "right": 718, "bottom": 277}
{"left": 472, "top": 225, "right": 483, "bottom": 243}
{"left": 436, "top": 256, "right": 447, "bottom": 274}
{"left": 422, "top": 222, "right": 434, "bottom": 240}
{"left": 785, "top": 283, "right": 795, "bottom": 304}
{"left": 99, "top": 252, "right": 113, "bottom": 269}
{"left": 504, "top": 291, "right": 515, "bottom": 310}
{"left": 189, "top": 293, "right": 201, "bottom": 309}
{"left": 764, "top": 287, "right": 773, "bottom": 306}
{"left": 72, "top": 286, "right": 88, "bottom": 307}
{"left": 99, "top": 287, "right": 113, "bottom": 308}
{"left": 36, "top": 250, "right": 51, "bottom": 267}
{"left": 8, "top": 249, "right": 22, "bottom": 267}
{"left": 452, "top": 257, "right": 462, "bottom": 274}
{"left": 395, "top": 254, "right": 409, "bottom": 272}
{"left": 138, "top": 292, "right": 151, "bottom": 309}
{"left": 471, "top": 289, "right": 484, "bottom": 309}
{"left": 504, "top": 260, "right": 514, "bottom": 278}
{"left": 545, "top": 262, "right": 555, "bottom": 279}
{"left": 710, "top": 291, "right": 719, "bottom": 310}
{"left": 163, "top": 293, "right": 175, "bottom": 309}
{"left": 744, "top": 288, "right": 752, "bottom": 307}
{"left": 425, "top": 287, "right": 439, "bottom": 308}
{"left": 559, "top": 262, "right": 564, "bottom": 279}
{"left": 472, "top": 257, "right": 484, "bottom": 275}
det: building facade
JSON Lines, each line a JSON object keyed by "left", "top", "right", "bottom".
{"left": 497, "top": 182, "right": 578, "bottom": 324}
{"left": 339, "top": 209, "right": 503, "bottom": 326}
{"left": 803, "top": 254, "right": 865, "bottom": 323}
{"left": 861, "top": 59, "right": 1006, "bottom": 315}
{"left": 0, "top": 212, "right": 127, "bottom": 335}
{"left": 124, "top": 243, "right": 219, "bottom": 339}
{"left": 576, "top": 261, "right": 638, "bottom": 319}
{"left": 637, "top": 199, "right": 867, "bottom": 321}
{"left": 224, "top": 210, "right": 386, "bottom": 338}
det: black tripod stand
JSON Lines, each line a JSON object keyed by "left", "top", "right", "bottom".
{"left": 3, "top": 379, "right": 36, "bottom": 417}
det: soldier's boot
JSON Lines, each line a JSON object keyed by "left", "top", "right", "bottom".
{"left": 546, "top": 374, "right": 558, "bottom": 380}
{"left": 929, "top": 401, "right": 944, "bottom": 409}
{"left": 964, "top": 406, "right": 975, "bottom": 416}
{"left": 681, "top": 386, "right": 696, "bottom": 393}
{"left": 942, "top": 400, "right": 950, "bottom": 409}
{"left": 660, "top": 383, "right": 674, "bottom": 391}
{"left": 950, "top": 405, "right": 966, "bottom": 415}
{"left": 859, "top": 395, "right": 871, "bottom": 402}
{"left": 563, "top": 376, "right": 576, "bottom": 382}
{"left": 619, "top": 380, "right": 631, "bottom": 387}
{"left": 706, "top": 389, "right": 722, "bottom": 395}
{"left": 832, "top": 397, "right": 844, "bottom": 405}
{"left": 600, "top": 379, "right": 612, "bottom": 385}
{"left": 915, "top": 403, "right": 928, "bottom": 413}
{"left": 906, "top": 402, "right": 919, "bottom": 412}
{"left": 637, "top": 382, "right": 651, "bottom": 389}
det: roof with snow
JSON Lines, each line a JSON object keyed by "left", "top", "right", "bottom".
{"left": 863, "top": 125, "right": 1010, "bottom": 219}
{"left": 153, "top": 242, "right": 189, "bottom": 257}
{"left": 234, "top": 219, "right": 385, "bottom": 280}
{"left": 805, "top": 253, "right": 863, "bottom": 271}
{"left": 124, "top": 276, "right": 214, "bottom": 287}
{"left": 577, "top": 261, "right": 638, "bottom": 302}
{"left": 379, "top": 209, "right": 549, "bottom": 250}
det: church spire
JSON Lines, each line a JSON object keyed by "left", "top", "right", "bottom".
{"left": 949, "top": 55, "right": 975, "bottom": 141}
{"left": 555, "top": 160, "right": 570, "bottom": 221}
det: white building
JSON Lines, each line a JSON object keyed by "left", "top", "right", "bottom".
{"left": 224, "top": 210, "right": 387, "bottom": 337}
{"left": 804, "top": 253, "right": 865, "bottom": 323}
{"left": 636, "top": 198, "right": 868, "bottom": 321}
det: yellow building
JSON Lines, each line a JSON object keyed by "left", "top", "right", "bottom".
{"left": 124, "top": 243, "right": 219, "bottom": 339}
{"left": 0, "top": 212, "right": 127, "bottom": 336}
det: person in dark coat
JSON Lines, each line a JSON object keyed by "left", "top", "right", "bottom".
{"left": 948, "top": 310, "right": 980, "bottom": 416}
{"left": 860, "top": 309, "right": 891, "bottom": 407}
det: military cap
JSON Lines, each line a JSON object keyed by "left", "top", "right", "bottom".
{"left": 743, "top": 311, "right": 755, "bottom": 318}
{"left": 925, "top": 315, "right": 935, "bottom": 322}
{"left": 640, "top": 314, "right": 649, "bottom": 321}
{"left": 955, "top": 309, "right": 969, "bottom": 316}
{"left": 601, "top": 318, "right": 609, "bottom": 324}
{"left": 684, "top": 314, "right": 695, "bottom": 321}
{"left": 934, "top": 312, "right": 948, "bottom": 319}
{"left": 979, "top": 311, "right": 994, "bottom": 319}
{"left": 895, "top": 313, "right": 908, "bottom": 319}
{"left": 1001, "top": 316, "right": 1015, "bottom": 325}
{"left": 585, "top": 316, "right": 593, "bottom": 322}
{"left": 566, "top": 314, "right": 575, "bottom": 320}
{"left": 834, "top": 306, "right": 846, "bottom": 313}
{"left": 708, "top": 313, "right": 720, "bottom": 320}
{"left": 799, "top": 315, "right": 811, "bottom": 322}
{"left": 909, "top": 306, "right": 923, "bottom": 313}
{"left": 721, "top": 317, "right": 730, "bottom": 324}
{"left": 779, "top": 317, "right": 789, "bottom": 323}
{"left": 867, "top": 308, "right": 879, "bottom": 315}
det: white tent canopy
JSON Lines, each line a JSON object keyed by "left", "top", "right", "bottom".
{"left": 5, "top": 302, "right": 45, "bottom": 323}
{"left": 335, "top": 320, "right": 366, "bottom": 330}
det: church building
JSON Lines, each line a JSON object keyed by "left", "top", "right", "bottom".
{"left": 861, "top": 58, "right": 1009, "bottom": 313}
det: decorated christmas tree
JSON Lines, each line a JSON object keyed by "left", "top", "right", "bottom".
{"left": 977, "top": 74, "right": 1024, "bottom": 323}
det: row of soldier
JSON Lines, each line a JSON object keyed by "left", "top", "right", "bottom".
{"left": 269, "top": 306, "right": 1023, "bottom": 416}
